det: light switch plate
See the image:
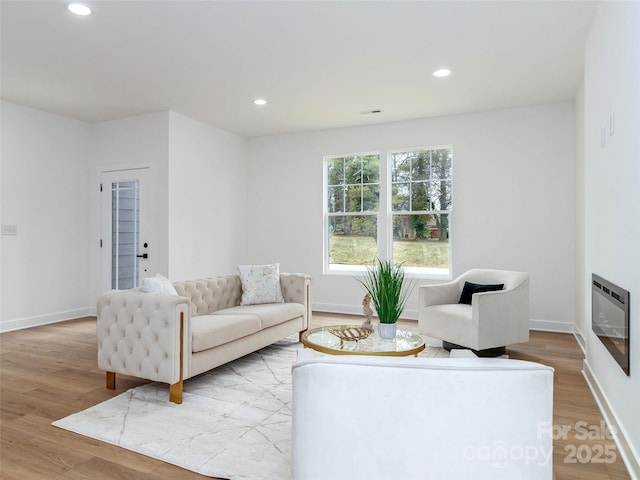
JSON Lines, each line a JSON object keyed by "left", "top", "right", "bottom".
{"left": 1, "top": 224, "right": 18, "bottom": 236}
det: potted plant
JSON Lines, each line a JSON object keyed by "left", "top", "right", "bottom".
{"left": 357, "top": 258, "right": 413, "bottom": 339}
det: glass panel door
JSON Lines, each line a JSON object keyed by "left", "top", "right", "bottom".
{"left": 111, "top": 180, "right": 140, "bottom": 289}
{"left": 100, "top": 168, "right": 151, "bottom": 294}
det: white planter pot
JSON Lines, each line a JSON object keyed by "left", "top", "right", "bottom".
{"left": 378, "top": 322, "right": 397, "bottom": 340}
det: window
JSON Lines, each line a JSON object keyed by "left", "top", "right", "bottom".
{"left": 325, "top": 153, "right": 380, "bottom": 269}
{"left": 324, "top": 147, "right": 452, "bottom": 276}
{"left": 390, "top": 147, "right": 452, "bottom": 274}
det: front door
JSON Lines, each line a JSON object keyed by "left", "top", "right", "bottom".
{"left": 100, "top": 168, "right": 151, "bottom": 293}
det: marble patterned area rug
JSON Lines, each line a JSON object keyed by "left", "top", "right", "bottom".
{"left": 53, "top": 335, "right": 447, "bottom": 479}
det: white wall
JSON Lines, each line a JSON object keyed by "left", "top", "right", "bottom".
{"left": 246, "top": 103, "right": 576, "bottom": 330}
{"left": 584, "top": 0, "right": 640, "bottom": 470}
{"left": 167, "top": 112, "right": 247, "bottom": 280}
{"left": 90, "top": 112, "right": 170, "bottom": 302}
{"left": 1, "top": 106, "right": 248, "bottom": 329}
{"left": 0, "top": 100, "right": 579, "bottom": 334}
{"left": 575, "top": 82, "right": 587, "bottom": 342}
{"left": 0, "top": 101, "right": 92, "bottom": 331}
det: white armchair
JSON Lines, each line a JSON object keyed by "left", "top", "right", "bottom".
{"left": 292, "top": 349, "right": 554, "bottom": 480}
{"left": 418, "top": 269, "right": 530, "bottom": 356}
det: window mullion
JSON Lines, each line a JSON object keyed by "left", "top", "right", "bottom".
{"left": 380, "top": 150, "right": 391, "bottom": 262}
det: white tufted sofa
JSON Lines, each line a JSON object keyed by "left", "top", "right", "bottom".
{"left": 97, "top": 273, "right": 311, "bottom": 404}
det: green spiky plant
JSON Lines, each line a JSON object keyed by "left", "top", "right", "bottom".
{"left": 357, "top": 258, "right": 413, "bottom": 324}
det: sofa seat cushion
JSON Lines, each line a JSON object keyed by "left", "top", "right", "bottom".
{"left": 424, "top": 303, "right": 472, "bottom": 322}
{"left": 191, "top": 314, "right": 261, "bottom": 353}
{"left": 215, "top": 303, "right": 305, "bottom": 329}
{"left": 423, "top": 304, "right": 475, "bottom": 347}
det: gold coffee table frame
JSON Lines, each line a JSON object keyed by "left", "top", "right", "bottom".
{"left": 301, "top": 325, "right": 425, "bottom": 357}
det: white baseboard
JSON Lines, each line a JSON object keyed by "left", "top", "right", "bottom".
{"left": 313, "top": 303, "right": 575, "bottom": 333}
{"left": 312, "top": 302, "right": 365, "bottom": 318}
{"left": 3, "top": 303, "right": 577, "bottom": 336}
{"left": 573, "top": 330, "right": 587, "bottom": 356}
{"left": 529, "top": 318, "right": 575, "bottom": 333}
{"left": 0, "top": 307, "right": 96, "bottom": 333}
{"left": 583, "top": 360, "right": 640, "bottom": 480}
{"left": 313, "top": 303, "right": 420, "bottom": 321}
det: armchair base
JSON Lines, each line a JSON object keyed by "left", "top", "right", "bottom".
{"left": 443, "top": 341, "right": 506, "bottom": 357}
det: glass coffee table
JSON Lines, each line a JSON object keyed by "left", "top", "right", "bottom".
{"left": 301, "top": 325, "right": 425, "bottom": 357}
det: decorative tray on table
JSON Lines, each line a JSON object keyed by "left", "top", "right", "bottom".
{"left": 328, "top": 325, "right": 373, "bottom": 342}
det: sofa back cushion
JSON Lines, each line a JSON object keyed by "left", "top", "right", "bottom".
{"left": 173, "top": 275, "right": 243, "bottom": 316}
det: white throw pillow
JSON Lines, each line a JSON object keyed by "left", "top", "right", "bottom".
{"left": 141, "top": 274, "right": 178, "bottom": 296}
{"left": 238, "top": 263, "right": 284, "bottom": 305}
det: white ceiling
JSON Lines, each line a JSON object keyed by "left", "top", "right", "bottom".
{"left": 1, "top": 0, "right": 598, "bottom": 138}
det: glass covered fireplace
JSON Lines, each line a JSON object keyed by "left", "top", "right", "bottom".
{"left": 592, "top": 274, "right": 630, "bottom": 375}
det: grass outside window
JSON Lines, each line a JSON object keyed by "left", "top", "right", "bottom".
{"left": 329, "top": 235, "right": 449, "bottom": 269}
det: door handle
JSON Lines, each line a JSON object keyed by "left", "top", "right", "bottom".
{"left": 137, "top": 253, "right": 148, "bottom": 259}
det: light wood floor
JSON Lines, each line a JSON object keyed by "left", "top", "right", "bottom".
{"left": 0, "top": 314, "right": 631, "bottom": 479}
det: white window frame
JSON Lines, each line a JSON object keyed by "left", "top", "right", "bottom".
{"left": 323, "top": 146, "right": 452, "bottom": 280}
{"left": 387, "top": 145, "right": 453, "bottom": 278}
{"left": 323, "top": 151, "right": 381, "bottom": 275}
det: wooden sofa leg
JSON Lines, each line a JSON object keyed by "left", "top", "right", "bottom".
{"left": 169, "top": 312, "right": 184, "bottom": 405}
{"left": 169, "top": 311, "right": 185, "bottom": 405}
{"left": 106, "top": 371, "right": 115, "bottom": 390}
{"left": 170, "top": 381, "right": 183, "bottom": 404}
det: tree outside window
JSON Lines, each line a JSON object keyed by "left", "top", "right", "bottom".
{"left": 391, "top": 147, "right": 452, "bottom": 272}
{"left": 326, "top": 154, "right": 380, "bottom": 267}
{"left": 325, "top": 147, "right": 452, "bottom": 275}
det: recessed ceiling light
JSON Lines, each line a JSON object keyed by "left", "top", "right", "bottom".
{"left": 67, "top": 3, "right": 92, "bottom": 15}
{"left": 433, "top": 69, "right": 451, "bottom": 78}
{"left": 253, "top": 99, "right": 267, "bottom": 106}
